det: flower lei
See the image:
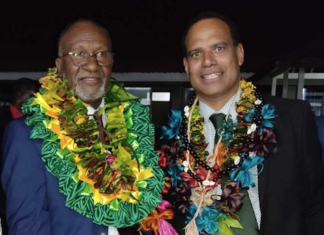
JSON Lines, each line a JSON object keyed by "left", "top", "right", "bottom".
{"left": 159, "top": 80, "right": 277, "bottom": 235}
{"left": 22, "top": 68, "right": 172, "bottom": 229}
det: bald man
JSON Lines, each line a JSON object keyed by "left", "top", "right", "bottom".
{"left": 1, "top": 20, "right": 147, "bottom": 235}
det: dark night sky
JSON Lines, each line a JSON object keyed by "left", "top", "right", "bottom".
{"left": 0, "top": 0, "right": 323, "bottom": 73}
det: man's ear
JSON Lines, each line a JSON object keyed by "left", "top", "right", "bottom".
{"left": 236, "top": 43, "right": 244, "bottom": 66}
{"left": 183, "top": 57, "right": 189, "bottom": 75}
{"left": 15, "top": 92, "right": 22, "bottom": 103}
{"left": 55, "top": 58, "right": 63, "bottom": 75}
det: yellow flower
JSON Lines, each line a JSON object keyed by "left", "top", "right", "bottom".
{"left": 243, "top": 102, "right": 254, "bottom": 108}
{"left": 74, "top": 113, "right": 86, "bottom": 125}
{"left": 47, "top": 119, "right": 61, "bottom": 135}
{"left": 119, "top": 102, "right": 125, "bottom": 111}
{"left": 39, "top": 75, "right": 62, "bottom": 90}
{"left": 240, "top": 80, "right": 253, "bottom": 89}
{"left": 46, "top": 105, "right": 62, "bottom": 119}
{"left": 60, "top": 136, "right": 76, "bottom": 152}
{"left": 74, "top": 154, "right": 81, "bottom": 163}
{"left": 75, "top": 159, "right": 152, "bottom": 205}
{"left": 243, "top": 87, "right": 253, "bottom": 95}
{"left": 30, "top": 93, "right": 51, "bottom": 110}
{"left": 237, "top": 106, "right": 248, "bottom": 113}
{"left": 43, "top": 90, "right": 64, "bottom": 105}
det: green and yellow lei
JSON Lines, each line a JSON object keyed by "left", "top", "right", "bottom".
{"left": 22, "top": 68, "right": 165, "bottom": 228}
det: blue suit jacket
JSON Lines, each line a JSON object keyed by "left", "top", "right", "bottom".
{"left": 1, "top": 117, "right": 143, "bottom": 235}
{"left": 316, "top": 115, "right": 324, "bottom": 167}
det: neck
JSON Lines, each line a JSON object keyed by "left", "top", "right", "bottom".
{"left": 198, "top": 83, "right": 239, "bottom": 111}
{"left": 88, "top": 99, "right": 102, "bottom": 110}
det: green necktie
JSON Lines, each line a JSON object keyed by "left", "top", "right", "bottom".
{"left": 211, "top": 113, "right": 259, "bottom": 234}
{"left": 209, "top": 113, "right": 226, "bottom": 144}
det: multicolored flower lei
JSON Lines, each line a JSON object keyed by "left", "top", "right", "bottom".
{"left": 22, "top": 68, "right": 172, "bottom": 229}
{"left": 159, "top": 80, "right": 277, "bottom": 235}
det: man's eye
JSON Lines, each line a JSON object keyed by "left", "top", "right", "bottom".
{"left": 190, "top": 51, "right": 200, "bottom": 58}
{"left": 96, "top": 51, "right": 106, "bottom": 57}
{"left": 71, "top": 51, "right": 84, "bottom": 57}
{"left": 215, "top": 46, "right": 225, "bottom": 52}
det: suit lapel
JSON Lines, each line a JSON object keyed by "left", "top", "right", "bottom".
{"left": 258, "top": 95, "right": 277, "bottom": 228}
{"left": 258, "top": 95, "right": 275, "bottom": 204}
{"left": 258, "top": 158, "right": 269, "bottom": 210}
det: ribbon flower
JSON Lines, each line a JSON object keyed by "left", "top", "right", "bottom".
{"left": 160, "top": 109, "right": 182, "bottom": 140}
{"left": 216, "top": 183, "right": 245, "bottom": 214}
{"left": 191, "top": 188, "right": 215, "bottom": 208}
{"left": 140, "top": 201, "right": 176, "bottom": 235}
{"left": 168, "top": 163, "right": 184, "bottom": 187}
{"left": 258, "top": 104, "right": 277, "bottom": 134}
{"left": 186, "top": 204, "right": 226, "bottom": 235}
{"left": 230, "top": 156, "right": 264, "bottom": 188}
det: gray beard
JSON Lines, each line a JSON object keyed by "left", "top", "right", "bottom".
{"left": 74, "top": 79, "right": 106, "bottom": 103}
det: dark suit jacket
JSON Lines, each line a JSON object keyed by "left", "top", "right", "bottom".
{"left": 170, "top": 95, "right": 324, "bottom": 235}
{"left": 1, "top": 117, "right": 144, "bottom": 235}
{"left": 316, "top": 115, "right": 324, "bottom": 167}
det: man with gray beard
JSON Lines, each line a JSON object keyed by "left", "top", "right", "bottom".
{"left": 1, "top": 20, "right": 151, "bottom": 235}
{"left": 56, "top": 20, "right": 112, "bottom": 110}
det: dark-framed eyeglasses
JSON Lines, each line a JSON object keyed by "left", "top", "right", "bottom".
{"left": 59, "top": 51, "right": 114, "bottom": 67}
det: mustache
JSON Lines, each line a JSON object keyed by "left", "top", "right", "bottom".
{"left": 76, "top": 72, "right": 104, "bottom": 81}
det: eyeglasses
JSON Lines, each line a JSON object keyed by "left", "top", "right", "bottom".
{"left": 59, "top": 51, "right": 114, "bottom": 67}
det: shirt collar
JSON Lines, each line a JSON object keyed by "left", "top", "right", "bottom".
{"left": 9, "top": 104, "right": 24, "bottom": 119}
{"left": 86, "top": 98, "right": 105, "bottom": 115}
{"left": 87, "top": 98, "right": 107, "bottom": 127}
{"left": 199, "top": 87, "right": 241, "bottom": 124}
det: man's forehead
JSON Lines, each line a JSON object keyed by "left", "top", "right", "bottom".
{"left": 61, "top": 22, "right": 110, "bottom": 48}
{"left": 186, "top": 18, "right": 232, "bottom": 47}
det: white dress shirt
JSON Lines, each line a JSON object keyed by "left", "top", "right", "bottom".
{"left": 87, "top": 99, "right": 119, "bottom": 235}
{"left": 198, "top": 88, "right": 261, "bottom": 229}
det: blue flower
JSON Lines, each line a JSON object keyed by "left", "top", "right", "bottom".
{"left": 160, "top": 109, "right": 182, "bottom": 140}
{"left": 244, "top": 108, "right": 255, "bottom": 123}
{"left": 230, "top": 156, "right": 264, "bottom": 188}
{"left": 260, "top": 104, "right": 277, "bottom": 128}
{"left": 221, "top": 115, "right": 234, "bottom": 142}
{"left": 186, "top": 204, "right": 226, "bottom": 234}
{"left": 168, "top": 163, "right": 184, "bottom": 186}
{"left": 244, "top": 104, "right": 277, "bottom": 134}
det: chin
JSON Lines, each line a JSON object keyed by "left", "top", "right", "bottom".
{"left": 75, "top": 87, "right": 106, "bottom": 102}
{"left": 199, "top": 87, "right": 221, "bottom": 95}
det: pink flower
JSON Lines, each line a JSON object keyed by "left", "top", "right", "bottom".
{"left": 105, "top": 155, "right": 115, "bottom": 163}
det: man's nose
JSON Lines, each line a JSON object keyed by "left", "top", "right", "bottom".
{"left": 82, "top": 55, "right": 101, "bottom": 71}
{"left": 202, "top": 50, "right": 217, "bottom": 67}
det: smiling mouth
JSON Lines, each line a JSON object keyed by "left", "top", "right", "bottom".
{"left": 79, "top": 77, "right": 101, "bottom": 84}
{"left": 202, "top": 73, "right": 223, "bottom": 80}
